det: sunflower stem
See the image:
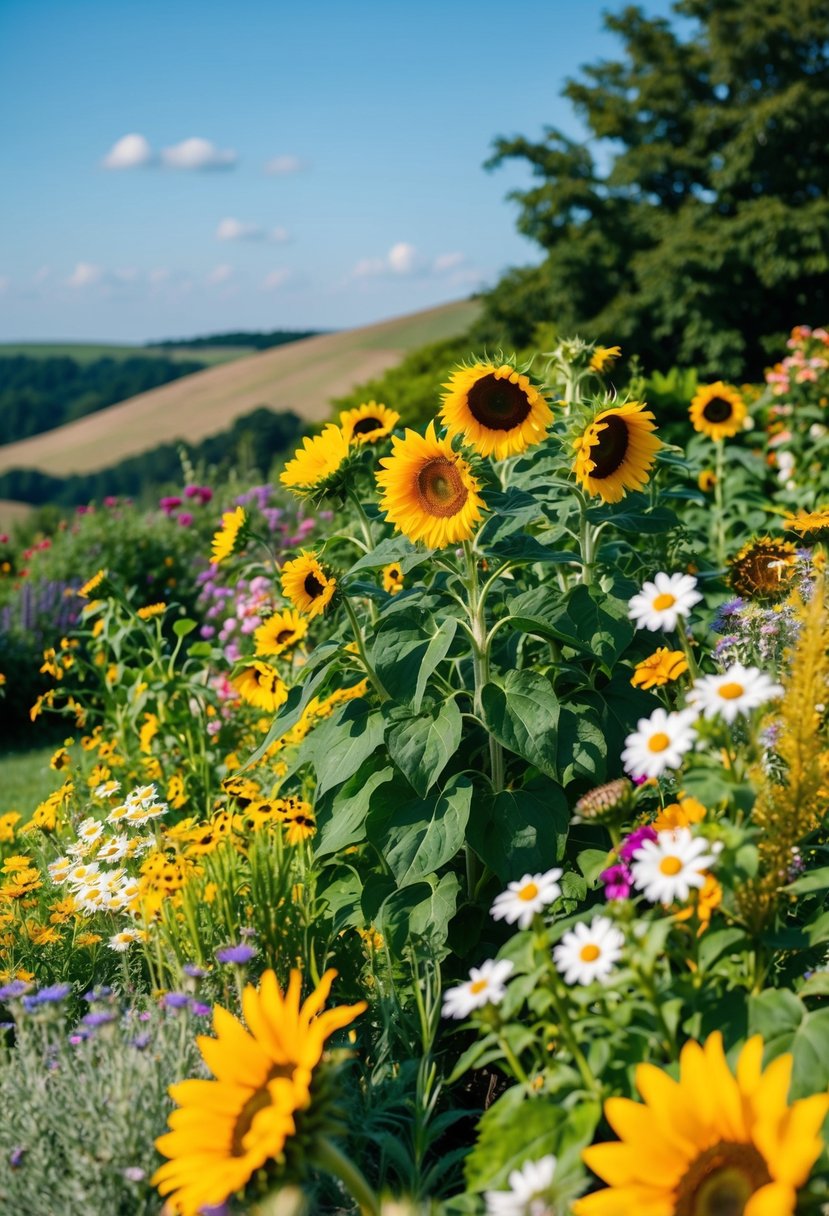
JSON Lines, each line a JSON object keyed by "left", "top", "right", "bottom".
{"left": 342, "top": 595, "right": 389, "bottom": 703}
{"left": 713, "top": 439, "right": 726, "bottom": 569}
{"left": 462, "top": 541, "right": 505, "bottom": 793}
{"left": 347, "top": 488, "right": 375, "bottom": 552}
{"left": 314, "top": 1136, "right": 381, "bottom": 1216}
{"left": 675, "top": 616, "right": 700, "bottom": 682}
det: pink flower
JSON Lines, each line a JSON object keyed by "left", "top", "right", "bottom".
{"left": 177, "top": 512, "right": 194, "bottom": 526}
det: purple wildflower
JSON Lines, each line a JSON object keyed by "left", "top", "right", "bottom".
{"left": 183, "top": 963, "right": 208, "bottom": 978}
{"left": 215, "top": 944, "right": 256, "bottom": 965}
{"left": 162, "top": 992, "right": 190, "bottom": 1009}
{"left": 81, "top": 1009, "right": 117, "bottom": 1028}
{"left": 0, "top": 981, "right": 31, "bottom": 1001}
{"left": 9, "top": 1147, "right": 26, "bottom": 1168}
{"left": 712, "top": 598, "right": 745, "bottom": 633}
{"left": 190, "top": 1001, "right": 211, "bottom": 1016}
{"left": 131, "top": 1032, "right": 152, "bottom": 1051}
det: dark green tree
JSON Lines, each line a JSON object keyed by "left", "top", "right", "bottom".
{"left": 484, "top": 0, "right": 829, "bottom": 376}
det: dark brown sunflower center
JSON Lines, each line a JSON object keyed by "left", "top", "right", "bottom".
{"left": 731, "top": 542, "right": 796, "bottom": 598}
{"left": 466, "top": 373, "right": 532, "bottom": 431}
{"left": 675, "top": 1142, "right": 772, "bottom": 1216}
{"left": 275, "top": 629, "right": 295, "bottom": 644}
{"left": 351, "top": 416, "right": 384, "bottom": 435}
{"left": 702, "top": 397, "right": 734, "bottom": 424}
{"left": 304, "top": 572, "right": 325, "bottom": 598}
{"left": 416, "top": 458, "right": 469, "bottom": 518}
{"left": 231, "top": 1063, "right": 296, "bottom": 1156}
{"left": 589, "top": 414, "right": 630, "bottom": 479}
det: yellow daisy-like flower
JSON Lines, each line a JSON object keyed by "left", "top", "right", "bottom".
{"left": 630, "top": 648, "right": 688, "bottom": 690}
{"left": 730, "top": 537, "right": 798, "bottom": 601}
{"left": 785, "top": 507, "right": 829, "bottom": 536}
{"left": 574, "top": 1031, "right": 829, "bottom": 1216}
{"left": 284, "top": 800, "right": 316, "bottom": 845}
{"left": 137, "top": 602, "right": 166, "bottom": 620}
{"left": 339, "top": 401, "right": 400, "bottom": 445}
{"left": 376, "top": 421, "right": 486, "bottom": 548}
{"left": 590, "top": 344, "right": 622, "bottom": 374}
{"left": 279, "top": 424, "right": 350, "bottom": 496}
{"left": 280, "top": 552, "right": 337, "bottom": 619}
{"left": 654, "top": 795, "right": 706, "bottom": 831}
{"left": 440, "top": 361, "right": 553, "bottom": 459}
{"left": 211, "top": 506, "right": 246, "bottom": 564}
{"left": 153, "top": 969, "right": 366, "bottom": 1216}
{"left": 232, "top": 662, "right": 288, "bottom": 713}
{"left": 573, "top": 401, "right": 662, "bottom": 504}
{"left": 698, "top": 469, "right": 717, "bottom": 492}
{"left": 689, "top": 382, "right": 746, "bottom": 441}
{"left": 382, "top": 563, "right": 404, "bottom": 595}
{"left": 254, "top": 609, "right": 309, "bottom": 657}
{"left": 79, "top": 569, "right": 106, "bottom": 599}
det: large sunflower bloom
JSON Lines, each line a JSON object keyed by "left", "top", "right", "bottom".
{"left": 254, "top": 609, "right": 308, "bottom": 657}
{"left": 211, "top": 506, "right": 246, "bottom": 564}
{"left": 339, "top": 402, "right": 400, "bottom": 445}
{"left": 376, "top": 421, "right": 486, "bottom": 548}
{"left": 279, "top": 424, "right": 351, "bottom": 497}
{"left": 153, "top": 969, "right": 365, "bottom": 1216}
{"left": 281, "top": 552, "right": 336, "bottom": 618}
{"left": 440, "top": 361, "right": 552, "bottom": 459}
{"left": 573, "top": 1031, "right": 829, "bottom": 1216}
{"left": 730, "top": 537, "right": 798, "bottom": 600}
{"left": 689, "top": 382, "right": 746, "bottom": 441}
{"left": 232, "top": 661, "right": 287, "bottom": 712}
{"left": 573, "top": 401, "right": 662, "bottom": 504}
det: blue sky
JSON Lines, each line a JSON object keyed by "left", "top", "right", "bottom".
{"left": 0, "top": 0, "right": 675, "bottom": 342}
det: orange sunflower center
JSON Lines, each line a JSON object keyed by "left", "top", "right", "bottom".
{"left": 702, "top": 397, "right": 734, "bottom": 424}
{"left": 351, "top": 416, "right": 384, "bottom": 435}
{"left": 304, "top": 572, "right": 325, "bottom": 598}
{"left": 589, "top": 415, "right": 630, "bottom": 478}
{"left": 466, "top": 374, "right": 532, "bottom": 431}
{"left": 674, "top": 1142, "right": 771, "bottom": 1216}
{"left": 416, "top": 458, "right": 469, "bottom": 518}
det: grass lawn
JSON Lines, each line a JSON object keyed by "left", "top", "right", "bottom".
{"left": 0, "top": 746, "right": 58, "bottom": 818}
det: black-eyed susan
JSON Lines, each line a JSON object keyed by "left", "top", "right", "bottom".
{"left": 79, "top": 569, "right": 107, "bottom": 599}
{"left": 152, "top": 969, "right": 366, "bottom": 1216}
{"left": 730, "top": 537, "right": 798, "bottom": 600}
{"left": 698, "top": 469, "right": 717, "bottom": 492}
{"left": 785, "top": 506, "right": 829, "bottom": 536}
{"left": 630, "top": 648, "right": 688, "bottom": 690}
{"left": 232, "top": 662, "right": 287, "bottom": 713}
{"left": 573, "top": 1031, "right": 829, "bottom": 1216}
{"left": 339, "top": 401, "right": 400, "bottom": 445}
{"left": 573, "top": 401, "right": 662, "bottom": 504}
{"left": 382, "top": 563, "right": 404, "bottom": 595}
{"left": 440, "top": 361, "right": 552, "bottom": 459}
{"left": 284, "top": 799, "right": 316, "bottom": 845}
{"left": 254, "top": 609, "right": 308, "bottom": 657}
{"left": 689, "top": 381, "right": 746, "bottom": 441}
{"left": 589, "top": 344, "right": 622, "bottom": 374}
{"left": 279, "top": 423, "right": 351, "bottom": 499}
{"left": 376, "top": 421, "right": 486, "bottom": 548}
{"left": 281, "top": 552, "right": 336, "bottom": 618}
{"left": 211, "top": 506, "right": 247, "bottom": 564}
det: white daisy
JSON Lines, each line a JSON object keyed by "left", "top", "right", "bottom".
{"left": 628, "top": 572, "right": 702, "bottom": 632}
{"left": 66, "top": 862, "right": 101, "bottom": 888}
{"left": 630, "top": 827, "right": 718, "bottom": 905}
{"left": 47, "top": 857, "right": 72, "bottom": 884}
{"left": 621, "top": 707, "right": 698, "bottom": 780}
{"left": 107, "top": 804, "right": 130, "bottom": 825}
{"left": 76, "top": 817, "right": 104, "bottom": 848}
{"left": 441, "top": 959, "right": 514, "bottom": 1020}
{"left": 96, "top": 835, "right": 129, "bottom": 862}
{"left": 484, "top": 1155, "right": 558, "bottom": 1216}
{"left": 125, "top": 784, "right": 157, "bottom": 809}
{"left": 686, "top": 663, "right": 783, "bottom": 725}
{"left": 94, "top": 779, "right": 121, "bottom": 799}
{"left": 113, "top": 876, "right": 141, "bottom": 908}
{"left": 76, "top": 882, "right": 111, "bottom": 913}
{"left": 553, "top": 916, "right": 624, "bottom": 986}
{"left": 109, "top": 927, "right": 146, "bottom": 952}
{"left": 491, "top": 869, "right": 563, "bottom": 930}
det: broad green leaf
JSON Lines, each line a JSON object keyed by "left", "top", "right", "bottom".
{"left": 343, "top": 534, "right": 431, "bottom": 576}
{"left": 385, "top": 698, "right": 462, "bottom": 796}
{"left": 698, "top": 928, "right": 751, "bottom": 972}
{"left": 787, "top": 867, "right": 829, "bottom": 895}
{"left": 314, "top": 756, "right": 395, "bottom": 857}
{"left": 372, "top": 610, "right": 458, "bottom": 710}
{"left": 467, "top": 783, "right": 569, "bottom": 882}
{"left": 379, "top": 872, "right": 460, "bottom": 956}
{"left": 172, "top": 617, "right": 197, "bottom": 638}
{"left": 306, "top": 699, "right": 385, "bottom": 795}
{"left": 507, "top": 583, "right": 633, "bottom": 670}
{"left": 380, "top": 774, "right": 472, "bottom": 886}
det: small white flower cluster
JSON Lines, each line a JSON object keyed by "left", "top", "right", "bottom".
{"left": 484, "top": 1154, "right": 558, "bottom": 1216}
{"left": 623, "top": 573, "right": 783, "bottom": 780}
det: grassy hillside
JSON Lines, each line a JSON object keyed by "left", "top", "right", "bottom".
{"left": 0, "top": 299, "right": 480, "bottom": 479}
{"left": 0, "top": 342, "right": 251, "bottom": 366}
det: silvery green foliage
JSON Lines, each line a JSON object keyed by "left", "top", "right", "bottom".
{"left": 0, "top": 994, "right": 203, "bottom": 1215}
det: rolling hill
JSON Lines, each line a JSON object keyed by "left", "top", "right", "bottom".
{"left": 0, "top": 299, "right": 480, "bottom": 479}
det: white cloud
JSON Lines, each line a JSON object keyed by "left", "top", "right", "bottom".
{"left": 433, "top": 251, "right": 465, "bottom": 274}
{"left": 102, "top": 133, "right": 154, "bottom": 169}
{"left": 216, "top": 217, "right": 263, "bottom": 241}
{"left": 66, "top": 262, "right": 104, "bottom": 288}
{"left": 148, "top": 267, "right": 170, "bottom": 284}
{"left": 353, "top": 242, "right": 422, "bottom": 279}
{"left": 161, "top": 138, "right": 237, "bottom": 171}
{"left": 270, "top": 226, "right": 290, "bottom": 243}
{"left": 264, "top": 154, "right": 307, "bottom": 176}
{"left": 261, "top": 269, "right": 292, "bottom": 291}
{"left": 206, "top": 263, "right": 234, "bottom": 285}
{"left": 388, "top": 242, "right": 418, "bottom": 274}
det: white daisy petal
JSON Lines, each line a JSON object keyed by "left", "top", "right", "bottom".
{"left": 686, "top": 663, "right": 783, "bottom": 724}
{"left": 441, "top": 958, "right": 514, "bottom": 1019}
{"left": 621, "top": 706, "right": 698, "bottom": 779}
{"left": 490, "top": 868, "right": 563, "bottom": 930}
{"left": 628, "top": 572, "right": 702, "bottom": 632}
{"left": 630, "top": 827, "right": 717, "bottom": 905}
{"left": 553, "top": 916, "right": 624, "bottom": 986}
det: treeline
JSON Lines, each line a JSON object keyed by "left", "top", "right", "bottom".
{"left": 0, "top": 354, "right": 205, "bottom": 445}
{"left": 151, "top": 329, "right": 320, "bottom": 351}
{"left": 0, "top": 408, "right": 303, "bottom": 507}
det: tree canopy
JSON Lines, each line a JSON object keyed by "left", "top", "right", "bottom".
{"left": 484, "top": 0, "right": 829, "bottom": 376}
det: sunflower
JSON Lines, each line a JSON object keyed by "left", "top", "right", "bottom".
{"left": 137, "top": 602, "right": 166, "bottom": 620}
{"left": 279, "top": 424, "right": 351, "bottom": 498}
{"left": 281, "top": 553, "right": 336, "bottom": 618}
{"left": 785, "top": 507, "right": 829, "bottom": 536}
{"left": 573, "top": 401, "right": 662, "bottom": 504}
{"left": 79, "top": 569, "right": 107, "bottom": 599}
{"left": 339, "top": 402, "right": 400, "bottom": 445}
{"left": 440, "top": 361, "right": 552, "bottom": 459}
{"left": 698, "top": 469, "right": 717, "bottom": 493}
{"left": 730, "top": 537, "right": 798, "bottom": 600}
{"left": 211, "top": 506, "right": 247, "bottom": 564}
{"left": 573, "top": 1031, "right": 829, "bottom": 1216}
{"left": 382, "top": 563, "right": 404, "bottom": 595}
{"left": 152, "top": 969, "right": 366, "bottom": 1216}
{"left": 689, "top": 382, "right": 746, "bottom": 441}
{"left": 376, "top": 421, "right": 486, "bottom": 548}
{"left": 232, "top": 662, "right": 287, "bottom": 713}
{"left": 254, "top": 609, "right": 308, "bottom": 657}
{"left": 590, "top": 345, "right": 622, "bottom": 374}
{"left": 630, "top": 648, "right": 688, "bottom": 690}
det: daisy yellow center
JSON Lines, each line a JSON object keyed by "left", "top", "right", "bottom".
{"left": 304, "top": 572, "right": 325, "bottom": 599}
{"left": 351, "top": 416, "right": 384, "bottom": 435}
{"left": 466, "top": 373, "right": 531, "bottom": 431}
{"left": 518, "top": 882, "right": 539, "bottom": 901}
{"left": 659, "top": 856, "right": 683, "bottom": 876}
{"left": 469, "top": 979, "right": 488, "bottom": 994}
{"left": 589, "top": 414, "right": 630, "bottom": 478}
{"left": 580, "top": 944, "right": 601, "bottom": 962}
{"left": 675, "top": 1142, "right": 771, "bottom": 1216}
{"left": 648, "top": 732, "right": 671, "bottom": 752}
{"left": 416, "top": 458, "right": 469, "bottom": 518}
{"left": 718, "top": 682, "right": 744, "bottom": 700}
{"left": 702, "top": 397, "right": 734, "bottom": 424}
{"left": 653, "top": 593, "right": 676, "bottom": 611}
